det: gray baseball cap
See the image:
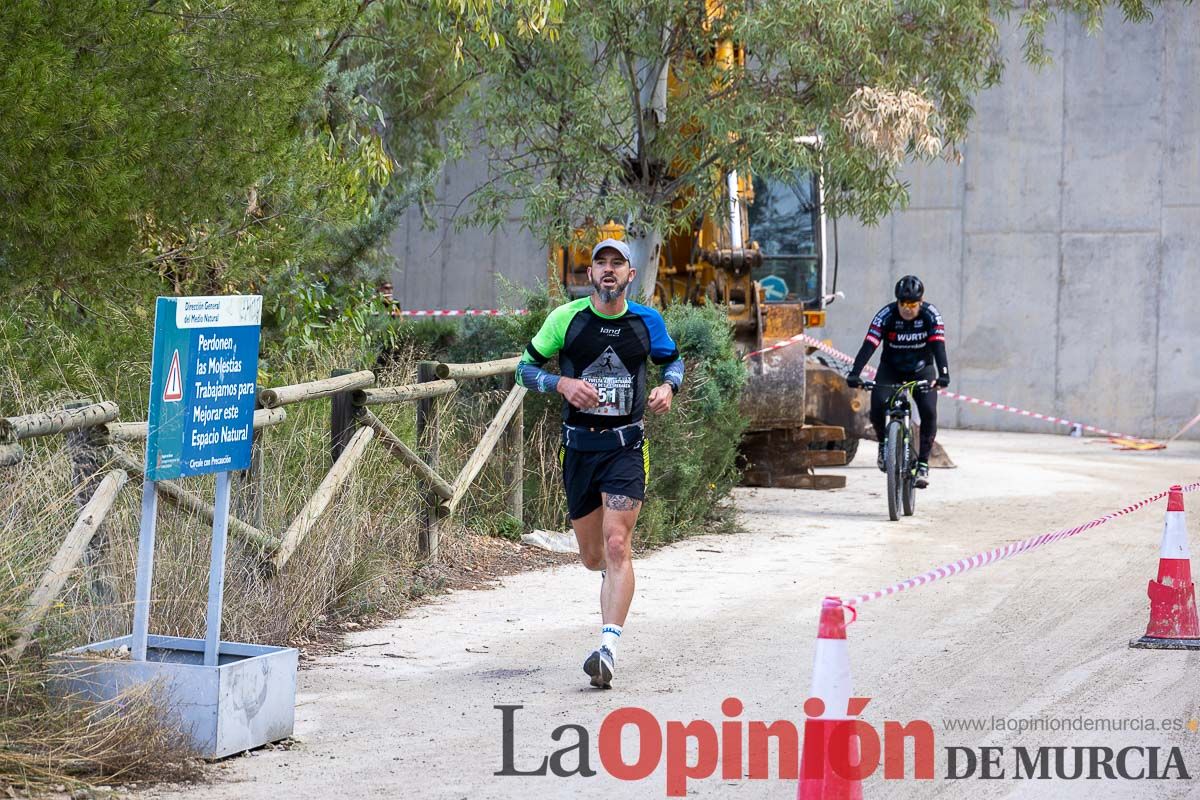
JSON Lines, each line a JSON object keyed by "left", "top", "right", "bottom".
{"left": 591, "top": 238, "right": 633, "bottom": 265}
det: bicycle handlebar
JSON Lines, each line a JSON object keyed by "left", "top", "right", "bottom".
{"left": 860, "top": 379, "right": 937, "bottom": 391}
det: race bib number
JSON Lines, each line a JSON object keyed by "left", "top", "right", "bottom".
{"left": 581, "top": 346, "right": 633, "bottom": 417}
{"left": 584, "top": 376, "right": 632, "bottom": 416}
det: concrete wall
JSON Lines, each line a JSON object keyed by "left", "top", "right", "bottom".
{"left": 388, "top": 155, "right": 546, "bottom": 311}
{"left": 391, "top": 4, "right": 1200, "bottom": 438}
{"left": 823, "top": 4, "right": 1200, "bottom": 439}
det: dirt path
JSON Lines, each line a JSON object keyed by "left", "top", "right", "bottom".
{"left": 145, "top": 430, "right": 1200, "bottom": 800}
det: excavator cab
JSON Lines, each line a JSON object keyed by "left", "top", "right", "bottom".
{"left": 734, "top": 163, "right": 858, "bottom": 489}
{"left": 747, "top": 170, "right": 824, "bottom": 311}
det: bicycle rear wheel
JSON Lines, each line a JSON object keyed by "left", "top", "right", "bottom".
{"left": 901, "top": 432, "right": 916, "bottom": 516}
{"left": 886, "top": 422, "right": 902, "bottom": 521}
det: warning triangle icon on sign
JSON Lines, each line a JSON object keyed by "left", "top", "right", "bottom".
{"left": 163, "top": 350, "right": 184, "bottom": 402}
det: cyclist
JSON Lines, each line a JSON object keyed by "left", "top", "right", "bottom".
{"left": 516, "top": 238, "right": 684, "bottom": 689}
{"left": 845, "top": 275, "right": 950, "bottom": 488}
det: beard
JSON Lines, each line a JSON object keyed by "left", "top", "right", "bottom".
{"left": 592, "top": 274, "right": 630, "bottom": 303}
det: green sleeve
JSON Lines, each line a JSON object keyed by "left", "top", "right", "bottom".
{"left": 521, "top": 300, "right": 583, "bottom": 364}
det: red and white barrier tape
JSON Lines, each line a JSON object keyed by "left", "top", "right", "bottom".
{"left": 742, "top": 332, "right": 810, "bottom": 361}
{"left": 1167, "top": 410, "right": 1200, "bottom": 445}
{"left": 396, "top": 309, "right": 529, "bottom": 317}
{"left": 752, "top": 333, "right": 1158, "bottom": 445}
{"left": 845, "top": 482, "right": 1200, "bottom": 607}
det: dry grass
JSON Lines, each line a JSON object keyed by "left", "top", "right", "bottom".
{"left": 444, "top": 384, "right": 569, "bottom": 539}
{"left": 0, "top": 665, "right": 203, "bottom": 789}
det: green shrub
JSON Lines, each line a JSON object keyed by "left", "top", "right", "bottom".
{"left": 639, "top": 301, "right": 746, "bottom": 545}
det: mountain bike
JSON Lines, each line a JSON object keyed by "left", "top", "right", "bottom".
{"left": 861, "top": 379, "right": 935, "bottom": 521}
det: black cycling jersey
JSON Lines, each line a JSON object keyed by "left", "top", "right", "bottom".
{"left": 851, "top": 301, "right": 949, "bottom": 378}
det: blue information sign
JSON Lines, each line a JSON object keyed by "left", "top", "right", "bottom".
{"left": 145, "top": 296, "right": 262, "bottom": 480}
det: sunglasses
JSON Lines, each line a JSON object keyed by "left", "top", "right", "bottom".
{"left": 898, "top": 300, "right": 921, "bottom": 309}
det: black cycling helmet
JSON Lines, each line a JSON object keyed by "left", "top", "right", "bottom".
{"left": 894, "top": 275, "right": 924, "bottom": 302}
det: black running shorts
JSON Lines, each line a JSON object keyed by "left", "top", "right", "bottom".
{"left": 560, "top": 439, "right": 649, "bottom": 520}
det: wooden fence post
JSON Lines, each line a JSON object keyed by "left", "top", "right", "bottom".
{"left": 330, "top": 369, "right": 358, "bottom": 464}
{"left": 63, "top": 400, "right": 114, "bottom": 605}
{"left": 415, "top": 361, "right": 444, "bottom": 561}
{"left": 502, "top": 375, "right": 524, "bottom": 526}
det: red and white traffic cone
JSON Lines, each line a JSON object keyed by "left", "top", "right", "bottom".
{"left": 1131, "top": 486, "right": 1200, "bottom": 649}
{"left": 798, "top": 597, "right": 864, "bottom": 800}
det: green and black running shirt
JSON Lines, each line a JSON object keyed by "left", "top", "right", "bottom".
{"left": 517, "top": 297, "right": 684, "bottom": 431}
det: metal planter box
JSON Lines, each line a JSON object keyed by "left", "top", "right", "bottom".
{"left": 51, "top": 634, "right": 298, "bottom": 759}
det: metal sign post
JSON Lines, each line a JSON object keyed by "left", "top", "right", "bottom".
{"left": 52, "top": 295, "right": 297, "bottom": 760}
{"left": 130, "top": 479, "right": 160, "bottom": 661}
{"left": 203, "top": 472, "right": 232, "bottom": 666}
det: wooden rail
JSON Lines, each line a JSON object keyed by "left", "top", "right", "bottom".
{"left": 112, "top": 451, "right": 279, "bottom": 552}
{"left": 0, "top": 443, "right": 24, "bottom": 467}
{"left": 259, "top": 371, "right": 375, "bottom": 409}
{"left": 415, "top": 362, "right": 445, "bottom": 559}
{"left": 357, "top": 409, "right": 453, "bottom": 505}
{"left": 102, "top": 408, "right": 288, "bottom": 442}
{"left": 447, "top": 384, "right": 527, "bottom": 516}
{"left": 354, "top": 380, "right": 457, "bottom": 406}
{"left": 271, "top": 426, "right": 375, "bottom": 572}
{"left": 502, "top": 375, "right": 524, "bottom": 521}
{"left": 435, "top": 356, "right": 522, "bottom": 380}
{"left": 4, "top": 469, "right": 128, "bottom": 660}
{"left": 1, "top": 402, "right": 119, "bottom": 442}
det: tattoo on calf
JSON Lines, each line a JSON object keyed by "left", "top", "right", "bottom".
{"left": 604, "top": 494, "right": 641, "bottom": 511}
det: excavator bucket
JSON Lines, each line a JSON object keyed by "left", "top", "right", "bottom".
{"left": 741, "top": 344, "right": 808, "bottom": 431}
{"left": 739, "top": 350, "right": 956, "bottom": 487}
{"left": 804, "top": 359, "right": 874, "bottom": 440}
{"left": 739, "top": 345, "right": 847, "bottom": 488}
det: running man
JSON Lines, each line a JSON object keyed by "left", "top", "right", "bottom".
{"left": 516, "top": 238, "right": 684, "bottom": 689}
{"left": 845, "top": 275, "right": 950, "bottom": 488}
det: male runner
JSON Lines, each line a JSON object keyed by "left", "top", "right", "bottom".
{"left": 516, "top": 238, "right": 684, "bottom": 689}
{"left": 846, "top": 275, "right": 950, "bottom": 488}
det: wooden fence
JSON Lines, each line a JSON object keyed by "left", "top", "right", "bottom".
{"left": 1, "top": 357, "right": 525, "bottom": 659}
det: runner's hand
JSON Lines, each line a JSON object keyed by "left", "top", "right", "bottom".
{"left": 648, "top": 383, "right": 673, "bottom": 414}
{"left": 557, "top": 377, "right": 600, "bottom": 410}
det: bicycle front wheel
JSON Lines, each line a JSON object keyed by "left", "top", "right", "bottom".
{"left": 901, "top": 432, "right": 916, "bottom": 516}
{"left": 886, "top": 421, "right": 902, "bottom": 521}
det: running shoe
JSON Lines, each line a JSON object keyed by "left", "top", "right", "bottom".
{"left": 583, "top": 646, "right": 615, "bottom": 689}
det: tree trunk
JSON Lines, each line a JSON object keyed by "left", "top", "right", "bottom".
{"left": 627, "top": 227, "right": 663, "bottom": 304}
